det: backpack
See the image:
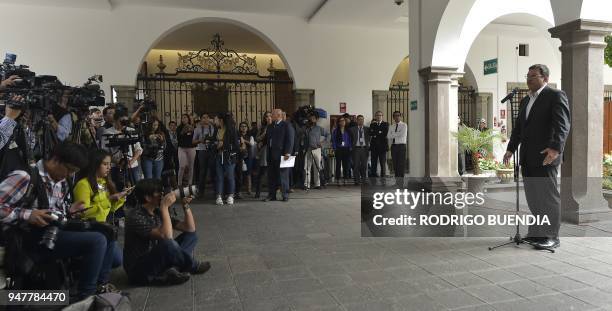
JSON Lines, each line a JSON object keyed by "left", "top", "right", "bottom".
{"left": 62, "top": 293, "right": 131, "bottom": 311}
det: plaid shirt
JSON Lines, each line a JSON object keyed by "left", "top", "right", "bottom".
{"left": 0, "top": 160, "right": 69, "bottom": 224}
{"left": 0, "top": 116, "right": 17, "bottom": 150}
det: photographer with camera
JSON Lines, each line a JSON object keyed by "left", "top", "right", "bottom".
{"left": 303, "top": 112, "right": 324, "bottom": 190}
{"left": 101, "top": 110, "right": 143, "bottom": 188}
{"left": 123, "top": 178, "right": 210, "bottom": 285}
{"left": 0, "top": 142, "right": 114, "bottom": 300}
{"left": 192, "top": 113, "right": 216, "bottom": 196}
{"left": 213, "top": 113, "right": 240, "bottom": 205}
{"left": 73, "top": 149, "right": 127, "bottom": 293}
{"left": 47, "top": 89, "right": 73, "bottom": 142}
{"left": 142, "top": 117, "right": 166, "bottom": 179}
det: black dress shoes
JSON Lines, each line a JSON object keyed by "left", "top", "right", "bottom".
{"left": 522, "top": 236, "right": 542, "bottom": 244}
{"left": 263, "top": 197, "right": 277, "bottom": 202}
{"left": 282, "top": 197, "right": 289, "bottom": 202}
{"left": 533, "top": 237, "right": 560, "bottom": 249}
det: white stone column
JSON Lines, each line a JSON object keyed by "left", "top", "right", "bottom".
{"left": 294, "top": 89, "right": 315, "bottom": 108}
{"left": 419, "top": 67, "right": 462, "bottom": 189}
{"left": 112, "top": 85, "right": 136, "bottom": 112}
{"left": 549, "top": 19, "right": 612, "bottom": 224}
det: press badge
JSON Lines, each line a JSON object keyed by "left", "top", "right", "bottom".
{"left": 341, "top": 141, "right": 345, "bottom": 147}
{"left": 8, "top": 141, "right": 18, "bottom": 149}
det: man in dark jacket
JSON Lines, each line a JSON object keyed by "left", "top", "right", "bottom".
{"left": 369, "top": 111, "right": 389, "bottom": 177}
{"left": 265, "top": 109, "right": 295, "bottom": 202}
{"left": 349, "top": 115, "right": 370, "bottom": 185}
{"left": 504, "top": 64, "right": 570, "bottom": 250}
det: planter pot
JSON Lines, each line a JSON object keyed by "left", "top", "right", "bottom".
{"left": 472, "top": 155, "right": 481, "bottom": 175}
{"left": 481, "top": 169, "right": 496, "bottom": 177}
{"left": 496, "top": 168, "right": 514, "bottom": 184}
{"left": 466, "top": 175, "right": 488, "bottom": 193}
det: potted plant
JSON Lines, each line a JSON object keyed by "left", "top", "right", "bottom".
{"left": 453, "top": 125, "right": 500, "bottom": 175}
{"left": 496, "top": 161, "right": 514, "bottom": 184}
{"left": 479, "top": 158, "right": 498, "bottom": 177}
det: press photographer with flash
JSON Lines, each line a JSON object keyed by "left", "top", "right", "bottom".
{"left": 123, "top": 178, "right": 210, "bottom": 285}
{"left": 0, "top": 142, "right": 113, "bottom": 300}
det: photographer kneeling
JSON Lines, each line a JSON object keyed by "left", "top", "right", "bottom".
{"left": 123, "top": 178, "right": 210, "bottom": 285}
{"left": 0, "top": 142, "right": 113, "bottom": 300}
{"left": 73, "top": 149, "right": 129, "bottom": 293}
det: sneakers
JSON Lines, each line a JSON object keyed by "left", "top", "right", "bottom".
{"left": 153, "top": 268, "right": 190, "bottom": 285}
{"left": 191, "top": 261, "right": 212, "bottom": 275}
{"left": 215, "top": 196, "right": 224, "bottom": 205}
{"left": 96, "top": 283, "right": 120, "bottom": 294}
{"left": 227, "top": 195, "right": 234, "bottom": 205}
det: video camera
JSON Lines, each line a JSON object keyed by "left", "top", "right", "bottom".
{"left": 104, "top": 132, "right": 141, "bottom": 149}
{"left": 0, "top": 54, "right": 104, "bottom": 114}
{"left": 293, "top": 105, "right": 317, "bottom": 127}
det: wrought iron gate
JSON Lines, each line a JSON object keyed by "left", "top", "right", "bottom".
{"left": 136, "top": 34, "right": 293, "bottom": 126}
{"left": 458, "top": 86, "right": 476, "bottom": 127}
{"left": 386, "top": 83, "right": 410, "bottom": 120}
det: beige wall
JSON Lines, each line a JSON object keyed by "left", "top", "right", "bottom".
{"left": 144, "top": 49, "right": 286, "bottom": 77}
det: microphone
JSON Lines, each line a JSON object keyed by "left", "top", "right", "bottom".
{"left": 501, "top": 88, "right": 518, "bottom": 103}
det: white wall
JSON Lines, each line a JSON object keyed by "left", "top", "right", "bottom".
{"left": 464, "top": 23, "right": 562, "bottom": 127}
{"left": 0, "top": 3, "right": 408, "bottom": 128}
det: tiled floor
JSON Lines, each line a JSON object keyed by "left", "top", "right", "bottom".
{"left": 113, "top": 186, "right": 612, "bottom": 310}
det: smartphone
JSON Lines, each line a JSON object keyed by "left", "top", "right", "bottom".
{"left": 124, "top": 186, "right": 135, "bottom": 194}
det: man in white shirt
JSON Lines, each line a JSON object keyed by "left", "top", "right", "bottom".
{"left": 192, "top": 113, "right": 216, "bottom": 195}
{"left": 387, "top": 111, "right": 407, "bottom": 178}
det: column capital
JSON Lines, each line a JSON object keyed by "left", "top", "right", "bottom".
{"left": 549, "top": 19, "right": 612, "bottom": 49}
{"left": 418, "top": 66, "right": 460, "bottom": 84}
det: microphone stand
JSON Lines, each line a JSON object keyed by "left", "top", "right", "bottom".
{"left": 487, "top": 90, "right": 554, "bottom": 253}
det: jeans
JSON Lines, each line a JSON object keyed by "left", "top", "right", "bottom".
{"left": 197, "top": 150, "right": 215, "bottom": 194}
{"left": 125, "top": 232, "right": 198, "bottom": 284}
{"left": 98, "top": 240, "right": 123, "bottom": 284}
{"left": 36, "top": 230, "right": 109, "bottom": 298}
{"left": 142, "top": 159, "right": 164, "bottom": 179}
{"left": 215, "top": 157, "right": 236, "bottom": 195}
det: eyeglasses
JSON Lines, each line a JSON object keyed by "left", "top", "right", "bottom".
{"left": 525, "top": 74, "right": 543, "bottom": 80}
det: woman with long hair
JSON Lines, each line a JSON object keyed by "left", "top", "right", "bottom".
{"left": 176, "top": 114, "right": 196, "bottom": 187}
{"left": 254, "top": 111, "right": 272, "bottom": 198}
{"left": 141, "top": 117, "right": 166, "bottom": 179}
{"left": 332, "top": 117, "right": 352, "bottom": 185}
{"left": 73, "top": 149, "right": 128, "bottom": 293}
{"left": 236, "top": 121, "right": 256, "bottom": 197}
{"left": 214, "top": 113, "right": 240, "bottom": 205}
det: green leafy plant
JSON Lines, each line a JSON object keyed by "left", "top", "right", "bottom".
{"left": 606, "top": 36, "right": 612, "bottom": 68}
{"left": 452, "top": 125, "right": 501, "bottom": 175}
{"left": 478, "top": 159, "right": 498, "bottom": 171}
{"left": 604, "top": 153, "right": 612, "bottom": 190}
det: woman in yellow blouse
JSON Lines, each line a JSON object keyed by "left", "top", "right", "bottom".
{"left": 74, "top": 149, "right": 129, "bottom": 292}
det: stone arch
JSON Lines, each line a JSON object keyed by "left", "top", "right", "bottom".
{"left": 134, "top": 16, "right": 296, "bottom": 85}
{"left": 432, "top": 0, "right": 555, "bottom": 69}
{"left": 389, "top": 55, "right": 410, "bottom": 87}
{"left": 461, "top": 63, "right": 478, "bottom": 91}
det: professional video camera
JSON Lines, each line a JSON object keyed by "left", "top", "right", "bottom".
{"left": 67, "top": 74, "right": 105, "bottom": 109}
{"left": 104, "top": 132, "right": 141, "bottom": 149}
{"left": 293, "top": 105, "right": 317, "bottom": 127}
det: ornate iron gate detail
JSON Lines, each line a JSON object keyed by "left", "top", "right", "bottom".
{"left": 386, "top": 83, "right": 409, "bottom": 120}
{"left": 458, "top": 86, "right": 476, "bottom": 127}
{"left": 137, "top": 34, "right": 293, "bottom": 126}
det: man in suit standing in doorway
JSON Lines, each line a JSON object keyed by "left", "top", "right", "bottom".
{"left": 369, "top": 111, "right": 389, "bottom": 177}
{"left": 265, "top": 108, "right": 295, "bottom": 202}
{"left": 349, "top": 115, "right": 370, "bottom": 185}
{"left": 504, "top": 64, "right": 571, "bottom": 250}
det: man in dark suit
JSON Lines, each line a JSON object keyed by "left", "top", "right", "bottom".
{"left": 369, "top": 111, "right": 389, "bottom": 177}
{"left": 504, "top": 64, "right": 571, "bottom": 250}
{"left": 349, "top": 115, "right": 370, "bottom": 185}
{"left": 265, "top": 109, "right": 295, "bottom": 202}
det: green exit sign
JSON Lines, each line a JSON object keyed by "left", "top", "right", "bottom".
{"left": 484, "top": 58, "right": 498, "bottom": 75}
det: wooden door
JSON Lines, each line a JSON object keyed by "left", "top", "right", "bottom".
{"left": 605, "top": 101, "right": 612, "bottom": 154}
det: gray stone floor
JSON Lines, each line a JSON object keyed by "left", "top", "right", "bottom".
{"left": 113, "top": 186, "right": 612, "bottom": 311}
